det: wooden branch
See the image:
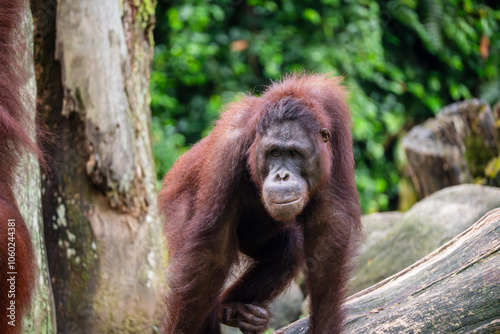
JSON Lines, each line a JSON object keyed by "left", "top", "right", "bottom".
{"left": 274, "top": 208, "right": 500, "bottom": 333}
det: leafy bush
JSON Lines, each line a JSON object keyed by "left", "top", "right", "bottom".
{"left": 151, "top": 0, "right": 500, "bottom": 213}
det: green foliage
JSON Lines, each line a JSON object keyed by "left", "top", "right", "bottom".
{"left": 151, "top": 0, "right": 500, "bottom": 213}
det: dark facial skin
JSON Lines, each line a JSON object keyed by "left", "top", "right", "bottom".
{"left": 255, "top": 120, "right": 323, "bottom": 221}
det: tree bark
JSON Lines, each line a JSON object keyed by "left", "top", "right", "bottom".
{"left": 32, "top": 0, "right": 162, "bottom": 332}
{"left": 275, "top": 208, "right": 500, "bottom": 333}
{"left": 14, "top": 3, "right": 56, "bottom": 333}
{"left": 402, "top": 99, "right": 498, "bottom": 198}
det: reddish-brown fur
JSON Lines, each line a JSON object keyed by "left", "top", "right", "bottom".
{"left": 0, "top": 0, "right": 37, "bottom": 332}
{"left": 159, "top": 73, "right": 362, "bottom": 333}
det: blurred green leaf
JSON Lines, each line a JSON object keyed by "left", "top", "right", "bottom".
{"left": 303, "top": 8, "right": 322, "bottom": 25}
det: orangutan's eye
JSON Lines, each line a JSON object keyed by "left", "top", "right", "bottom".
{"left": 270, "top": 148, "right": 281, "bottom": 157}
{"left": 289, "top": 149, "right": 299, "bottom": 158}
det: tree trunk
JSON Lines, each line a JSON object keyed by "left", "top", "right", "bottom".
{"left": 14, "top": 3, "right": 56, "bottom": 333}
{"left": 32, "top": 0, "right": 162, "bottom": 332}
{"left": 402, "top": 99, "right": 498, "bottom": 198}
{"left": 275, "top": 208, "right": 500, "bottom": 333}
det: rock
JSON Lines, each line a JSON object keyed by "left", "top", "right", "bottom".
{"left": 300, "top": 296, "right": 310, "bottom": 317}
{"left": 351, "top": 184, "right": 500, "bottom": 293}
{"left": 221, "top": 324, "right": 241, "bottom": 334}
{"left": 268, "top": 281, "right": 304, "bottom": 329}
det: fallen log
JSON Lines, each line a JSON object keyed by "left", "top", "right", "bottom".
{"left": 274, "top": 208, "right": 500, "bottom": 333}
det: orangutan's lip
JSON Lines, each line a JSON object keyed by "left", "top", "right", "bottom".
{"left": 271, "top": 197, "right": 303, "bottom": 205}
